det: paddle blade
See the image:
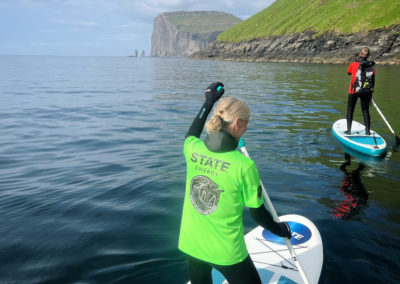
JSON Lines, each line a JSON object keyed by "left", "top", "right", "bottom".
{"left": 395, "top": 134, "right": 400, "bottom": 146}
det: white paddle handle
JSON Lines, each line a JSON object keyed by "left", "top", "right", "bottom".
{"left": 240, "top": 145, "right": 311, "bottom": 284}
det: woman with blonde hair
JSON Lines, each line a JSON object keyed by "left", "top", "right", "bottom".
{"left": 179, "top": 82, "right": 291, "bottom": 284}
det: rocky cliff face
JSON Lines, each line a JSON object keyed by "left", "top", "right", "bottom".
{"left": 191, "top": 25, "right": 400, "bottom": 65}
{"left": 150, "top": 11, "right": 241, "bottom": 57}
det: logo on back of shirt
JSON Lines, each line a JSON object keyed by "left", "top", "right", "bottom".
{"left": 190, "top": 175, "right": 224, "bottom": 215}
{"left": 190, "top": 152, "right": 231, "bottom": 176}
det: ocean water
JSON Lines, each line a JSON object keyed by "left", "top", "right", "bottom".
{"left": 0, "top": 55, "right": 399, "bottom": 283}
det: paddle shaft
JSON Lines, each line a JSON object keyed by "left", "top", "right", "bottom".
{"left": 239, "top": 141, "right": 311, "bottom": 284}
{"left": 371, "top": 99, "right": 395, "bottom": 134}
{"left": 371, "top": 99, "right": 400, "bottom": 145}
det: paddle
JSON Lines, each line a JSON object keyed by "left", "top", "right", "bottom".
{"left": 371, "top": 99, "right": 400, "bottom": 146}
{"left": 238, "top": 138, "right": 311, "bottom": 284}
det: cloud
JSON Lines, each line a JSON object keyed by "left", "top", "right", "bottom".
{"left": 53, "top": 19, "right": 99, "bottom": 27}
{"left": 14, "top": 0, "right": 274, "bottom": 20}
{"left": 31, "top": 41, "right": 101, "bottom": 46}
{"left": 14, "top": 0, "right": 273, "bottom": 11}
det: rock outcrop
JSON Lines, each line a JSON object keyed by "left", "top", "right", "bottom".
{"left": 150, "top": 11, "right": 241, "bottom": 57}
{"left": 191, "top": 25, "right": 400, "bottom": 65}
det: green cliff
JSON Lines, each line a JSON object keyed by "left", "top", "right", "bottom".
{"left": 218, "top": 0, "right": 400, "bottom": 42}
{"left": 192, "top": 1, "right": 400, "bottom": 64}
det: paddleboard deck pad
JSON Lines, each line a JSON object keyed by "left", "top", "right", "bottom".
{"left": 210, "top": 214, "right": 323, "bottom": 284}
{"left": 332, "top": 119, "right": 387, "bottom": 156}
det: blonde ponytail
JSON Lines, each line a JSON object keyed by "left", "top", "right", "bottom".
{"left": 205, "top": 97, "right": 250, "bottom": 134}
{"left": 205, "top": 114, "right": 224, "bottom": 133}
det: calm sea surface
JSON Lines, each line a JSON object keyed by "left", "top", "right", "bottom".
{"left": 0, "top": 55, "right": 399, "bottom": 283}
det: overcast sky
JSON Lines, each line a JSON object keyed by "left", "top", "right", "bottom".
{"left": 0, "top": 0, "right": 275, "bottom": 56}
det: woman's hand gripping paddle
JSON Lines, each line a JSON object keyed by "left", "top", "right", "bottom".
{"left": 238, "top": 138, "right": 311, "bottom": 284}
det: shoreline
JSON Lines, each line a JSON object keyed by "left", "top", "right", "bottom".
{"left": 189, "top": 56, "right": 400, "bottom": 65}
{"left": 190, "top": 25, "right": 400, "bottom": 65}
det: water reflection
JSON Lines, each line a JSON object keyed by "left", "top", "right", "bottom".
{"left": 331, "top": 153, "right": 369, "bottom": 219}
{"left": 339, "top": 143, "right": 386, "bottom": 164}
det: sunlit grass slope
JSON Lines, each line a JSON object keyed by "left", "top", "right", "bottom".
{"left": 218, "top": 0, "right": 400, "bottom": 42}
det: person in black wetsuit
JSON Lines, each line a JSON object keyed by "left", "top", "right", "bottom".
{"left": 345, "top": 47, "right": 376, "bottom": 135}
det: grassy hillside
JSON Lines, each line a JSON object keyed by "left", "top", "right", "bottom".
{"left": 165, "top": 11, "right": 241, "bottom": 33}
{"left": 218, "top": 0, "right": 400, "bottom": 42}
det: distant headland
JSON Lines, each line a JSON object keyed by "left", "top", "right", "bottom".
{"left": 150, "top": 11, "right": 241, "bottom": 57}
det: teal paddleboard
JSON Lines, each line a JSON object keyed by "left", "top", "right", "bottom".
{"left": 332, "top": 119, "right": 387, "bottom": 157}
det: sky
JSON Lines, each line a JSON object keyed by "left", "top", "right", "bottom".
{"left": 0, "top": 0, "right": 274, "bottom": 56}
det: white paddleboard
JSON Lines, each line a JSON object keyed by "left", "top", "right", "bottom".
{"left": 210, "top": 214, "right": 324, "bottom": 284}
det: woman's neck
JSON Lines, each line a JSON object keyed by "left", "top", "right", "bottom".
{"left": 204, "top": 129, "right": 238, "bottom": 153}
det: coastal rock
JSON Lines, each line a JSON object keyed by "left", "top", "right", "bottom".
{"left": 191, "top": 25, "right": 400, "bottom": 65}
{"left": 150, "top": 11, "right": 241, "bottom": 57}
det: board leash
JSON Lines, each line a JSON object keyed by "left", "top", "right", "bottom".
{"left": 372, "top": 133, "right": 378, "bottom": 149}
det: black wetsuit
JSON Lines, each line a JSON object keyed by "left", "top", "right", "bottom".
{"left": 346, "top": 57, "right": 375, "bottom": 134}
